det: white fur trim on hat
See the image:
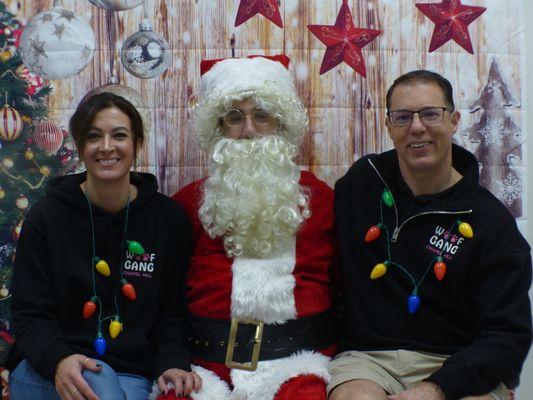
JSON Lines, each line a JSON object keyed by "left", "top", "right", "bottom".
{"left": 199, "top": 57, "right": 297, "bottom": 102}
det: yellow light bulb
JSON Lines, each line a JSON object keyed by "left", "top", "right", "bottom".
{"left": 370, "top": 262, "right": 388, "bottom": 279}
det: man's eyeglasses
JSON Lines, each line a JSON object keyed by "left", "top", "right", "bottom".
{"left": 222, "top": 108, "right": 274, "bottom": 128}
{"left": 386, "top": 107, "right": 450, "bottom": 127}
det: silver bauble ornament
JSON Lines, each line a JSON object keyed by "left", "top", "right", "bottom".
{"left": 121, "top": 20, "right": 170, "bottom": 79}
{"left": 81, "top": 84, "right": 152, "bottom": 136}
{"left": 19, "top": 3, "right": 95, "bottom": 79}
{"left": 88, "top": 0, "right": 145, "bottom": 11}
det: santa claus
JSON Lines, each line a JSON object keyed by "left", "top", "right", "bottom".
{"left": 156, "top": 55, "right": 336, "bottom": 400}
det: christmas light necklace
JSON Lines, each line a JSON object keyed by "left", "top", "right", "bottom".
{"left": 82, "top": 188, "right": 144, "bottom": 356}
{"left": 365, "top": 188, "right": 474, "bottom": 314}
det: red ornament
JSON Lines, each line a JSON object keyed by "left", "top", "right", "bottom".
{"left": 82, "top": 299, "right": 97, "bottom": 319}
{"left": 235, "top": 0, "right": 283, "bottom": 28}
{"left": 433, "top": 258, "right": 447, "bottom": 280}
{"left": 307, "top": 0, "right": 381, "bottom": 76}
{"left": 33, "top": 120, "right": 64, "bottom": 154}
{"left": 16, "top": 65, "right": 45, "bottom": 95}
{"left": 121, "top": 280, "right": 136, "bottom": 301}
{"left": 0, "top": 104, "right": 23, "bottom": 142}
{"left": 416, "top": 0, "right": 486, "bottom": 54}
{"left": 364, "top": 224, "right": 382, "bottom": 243}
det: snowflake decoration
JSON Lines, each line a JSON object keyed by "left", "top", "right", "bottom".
{"left": 478, "top": 116, "right": 506, "bottom": 146}
{"left": 485, "top": 80, "right": 501, "bottom": 94}
{"left": 497, "top": 172, "right": 522, "bottom": 207}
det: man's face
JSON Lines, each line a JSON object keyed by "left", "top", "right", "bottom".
{"left": 385, "top": 81, "right": 460, "bottom": 177}
{"left": 221, "top": 99, "right": 278, "bottom": 139}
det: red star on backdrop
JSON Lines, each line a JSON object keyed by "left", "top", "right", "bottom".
{"left": 416, "top": 0, "right": 486, "bottom": 54}
{"left": 235, "top": 0, "right": 283, "bottom": 28}
{"left": 307, "top": 0, "right": 381, "bottom": 77}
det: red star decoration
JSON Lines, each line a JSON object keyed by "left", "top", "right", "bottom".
{"left": 416, "top": 0, "right": 486, "bottom": 54}
{"left": 307, "top": 0, "right": 381, "bottom": 77}
{"left": 235, "top": 0, "right": 283, "bottom": 28}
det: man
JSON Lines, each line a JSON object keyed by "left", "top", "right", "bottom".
{"left": 330, "top": 70, "right": 532, "bottom": 400}
{"left": 157, "top": 55, "right": 336, "bottom": 400}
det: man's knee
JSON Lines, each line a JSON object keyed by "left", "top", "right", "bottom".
{"left": 328, "top": 379, "right": 388, "bottom": 400}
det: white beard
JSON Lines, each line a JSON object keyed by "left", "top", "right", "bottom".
{"left": 199, "top": 135, "right": 310, "bottom": 258}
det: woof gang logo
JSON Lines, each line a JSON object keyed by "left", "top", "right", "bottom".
{"left": 123, "top": 251, "right": 157, "bottom": 278}
{"left": 425, "top": 225, "right": 465, "bottom": 260}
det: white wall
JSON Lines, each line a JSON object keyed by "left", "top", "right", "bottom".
{"left": 516, "top": 1, "right": 533, "bottom": 398}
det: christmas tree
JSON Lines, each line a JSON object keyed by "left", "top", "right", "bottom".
{"left": 466, "top": 58, "right": 523, "bottom": 218}
{"left": 0, "top": 1, "right": 74, "bottom": 359}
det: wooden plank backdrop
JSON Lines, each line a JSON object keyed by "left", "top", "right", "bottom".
{"left": 4, "top": 0, "right": 527, "bottom": 223}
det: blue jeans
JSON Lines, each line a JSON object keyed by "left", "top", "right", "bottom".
{"left": 9, "top": 359, "right": 152, "bottom": 400}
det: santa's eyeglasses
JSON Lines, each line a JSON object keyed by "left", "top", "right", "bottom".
{"left": 222, "top": 108, "right": 274, "bottom": 128}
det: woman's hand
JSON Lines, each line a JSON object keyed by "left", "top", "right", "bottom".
{"left": 54, "top": 354, "right": 102, "bottom": 400}
{"left": 156, "top": 368, "right": 202, "bottom": 397}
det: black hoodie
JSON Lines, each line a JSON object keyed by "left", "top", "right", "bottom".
{"left": 335, "top": 145, "right": 532, "bottom": 399}
{"left": 10, "top": 172, "right": 192, "bottom": 382}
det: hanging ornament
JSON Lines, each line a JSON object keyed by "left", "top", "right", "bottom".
{"left": 0, "top": 186, "right": 5, "bottom": 199}
{"left": 24, "top": 148, "right": 34, "bottom": 160}
{"left": 407, "top": 291, "right": 420, "bottom": 314}
{"left": 88, "top": 0, "right": 146, "bottom": 11}
{"left": 33, "top": 120, "right": 64, "bottom": 154}
{"left": 12, "top": 219, "right": 23, "bottom": 242}
{"left": 365, "top": 224, "right": 383, "bottom": 243}
{"left": 109, "top": 318, "right": 123, "bottom": 339}
{"left": 120, "top": 279, "right": 136, "bottom": 300}
{"left": 15, "top": 194, "right": 29, "bottom": 210}
{"left": 94, "top": 333, "right": 106, "bottom": 355}
{"left": 40, "top": 165, "right": 51, "bottom": 177}
{"left": 15, "top": 65, "right": 46, "bottom": 96}
{"left": 18, "top": 1, "right": 95, "bottom": 79}
{"left": 458, "top": 221, "right": 474, "bottom": 238}
{"left": 94, "top": 257, "right": 111, "bottom": 276}
{"left": 307, "top": 0, "right": 381, "bottom": 76}
{"left": 0, "top": 285, "right": 9, "bottom": 298}
{"left": 381, "top": 189, "right": 394, "bottom": 207}
{"left": 370, "top": 262, "right": 388, "bottom": 279}
{"left": 82, "top": 297, "right": 98, "bottom": 319}
{"left": 2, "top": 157, "right": 14, "bottom": 169}
{"left": 121, "top": 19, "right": 171, "bottom": 79}
{"left": 235, "top": 0, "right": 283, "bottom": 28}
{"left": 0, "top": 104, "right": 23, "bottom": 142}
{"left": 0, "top": 49, "right": 12, "bottom": 62}
{"left": 433, "top": 257, "right": 447, "bottom": 281}
{"left": 416, "top": 0, "right": 486, "bottom": 54}
{"left": 127, "top": 240, "right": 144, "bottom": 255}
{"left": 81, "top": 84, "right": 152, "bottom": 137}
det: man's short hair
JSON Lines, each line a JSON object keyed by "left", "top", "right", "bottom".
{"left": 385, "top": 70, "right": 455, "bottom": 112}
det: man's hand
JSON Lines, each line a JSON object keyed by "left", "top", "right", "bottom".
{"left": 157, "top": 368, "right": 202, "bottom": 397}
{"left": 388, "top": 382, "right": 445, "bottom": 400}
{"left": 55, "top": 354, "right": 101, "bottom": 400}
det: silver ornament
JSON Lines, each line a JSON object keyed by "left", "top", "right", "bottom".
{"left": 88, "top": 0, "right": 145, "bottom": 11}
{"left": 121, "top": 19, "right": 171, "bottom": 79}
{"left": 19, "top": 4, "right": 95, "bottom": 80}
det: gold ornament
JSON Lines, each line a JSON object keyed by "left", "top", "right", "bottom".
{"left": 0, "top": 187, "right": 5, "bottom": 199}
{"left": 22, "top": 115, "right": 32, "bottom": 124}
{"left": 0, "top": 50, "right": 12, "bottom": 62}
{"left": 24, "top": 148, "right": 34, "bottom": 160}
{"left": 40, "top": 165, "right": 50, "bottom": 176}
{"left": 0, "top": 285, "right": 9, "bottom": 298}
{"left": 2, "top": 158, "right": 14, "bottom": 168}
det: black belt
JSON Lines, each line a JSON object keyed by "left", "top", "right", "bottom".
{"left": 187, "top": 309, "right": 336, "bottom": 371}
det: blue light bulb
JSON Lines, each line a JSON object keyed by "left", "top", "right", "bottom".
{"left": 407, "top": 293, "right": 420, "bottom": 314}
{"left": 94, "top": 334, "right": 107, "bottom": 356}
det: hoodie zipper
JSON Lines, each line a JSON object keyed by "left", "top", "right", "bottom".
{"left": 368, "top": 159, "right": 473, "bottom": 243}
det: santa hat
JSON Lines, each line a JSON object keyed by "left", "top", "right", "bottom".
{"left": 194, "top": 55, "right": 308, "bottom": 151}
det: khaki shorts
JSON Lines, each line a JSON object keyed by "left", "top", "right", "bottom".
{"left": 328, "top": 350, "right": 509, "bottom": 400}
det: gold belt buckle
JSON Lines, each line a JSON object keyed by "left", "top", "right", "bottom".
{"left": 225, "top": 317, "right": 264, "bottom": 371}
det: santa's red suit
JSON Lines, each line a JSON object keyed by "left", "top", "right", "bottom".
{"left": 169, "top": 170, "right": 336, "bottom": 400}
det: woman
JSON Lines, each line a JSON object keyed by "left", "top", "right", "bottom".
{"left": 9, "top": 93, "right": 201, "bottom": 399}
